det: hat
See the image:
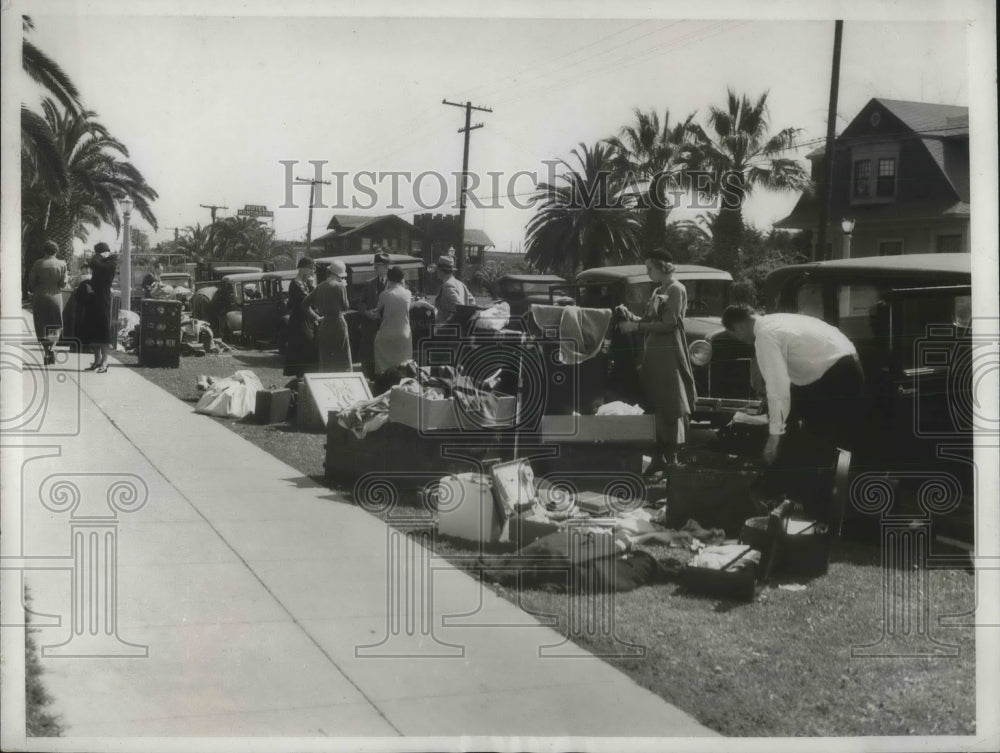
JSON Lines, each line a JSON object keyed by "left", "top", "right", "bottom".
{"left": 435, "top": 255, "right": 455, "bottom": 272}
{"left": 297, "top": 257, "right": 316, "bottom": 269}
{"left": 94, "top": 242, "right": 111, "bottom": 255}
{"left": 645, "top": 247, "right": 675, "bottom": 273}
{"left": 373, "top": 251, "right": 390, "bottom": 265}
{"left": 328, "top": 260, "right": 348, "bottom": 279}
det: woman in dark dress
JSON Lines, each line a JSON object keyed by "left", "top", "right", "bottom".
{"left": 618, "top": 249, "right": 696, "bottom": 475}
{"left": 79, "top": 242, "right": 119, "bottom": 373}
{"left": 283, "top": 257, "right": 320, "bottom": 377}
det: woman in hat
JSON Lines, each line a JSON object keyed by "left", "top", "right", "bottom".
{"left": 304, "top": 259, "right": 353, "bottom": 372}
{"left": 618, "top": 249, "right": 696, "bottom": 474}
{"left": 27, "top": 240, "right": 68, "bottom": 366}
{"left": 78, "top": 242, "right": 119, "bottom": 372}
{"left": 284, "top": 257, "right": 319, "bottom": 377}
{"left": 373, "top": 265, "right": 413, "bottom": 377}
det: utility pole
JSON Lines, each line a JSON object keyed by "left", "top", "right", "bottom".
{"left": 295, "top": 175, "right": 332, "bottom": 260}
{"left": 200, "top": 204, "right": 228, "bottom": 224}
{"left": 815, "top": 20, "right": 844, "bottom": 261}
{"left": 443, "top": 99, "right": 492, "bottom": 276}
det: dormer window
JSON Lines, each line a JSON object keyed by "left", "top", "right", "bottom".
{"left": 876, "top": 158, "right": 896, "bottom": 196}
{"left": 853, "top": 160, "right": 871, "bottom": 197}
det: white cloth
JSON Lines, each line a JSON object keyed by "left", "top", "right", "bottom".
{"left": 194, "top": 369, "right": 263, "bottom": 418}
{"left": 753, "top": 313, "right": 857, "bottom": 436}
{"left": 596, "top": 401, "right": 644, "bottom": 416}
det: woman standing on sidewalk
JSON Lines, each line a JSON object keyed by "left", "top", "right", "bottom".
{"left": 79, "top": 242, "right": 119, "bottom": 373}
{"left": 618, "top": 249, "right": 696, "bottom": 475}
{"left": 284, "top": 257, "right": 319, "bottom": 377}
{"left": 27, "top": 241, "right": 68, "bottom": 366}
{"left": 305, "top": 260, "right": 353, "bottom": 372}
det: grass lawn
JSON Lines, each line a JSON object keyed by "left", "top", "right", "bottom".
{"left": 116, "top": 347, "right": 976, "bottom": 737}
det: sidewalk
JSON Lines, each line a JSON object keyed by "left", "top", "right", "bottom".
{"left": 12, "top": 324, "right": 716, "bottom": 739}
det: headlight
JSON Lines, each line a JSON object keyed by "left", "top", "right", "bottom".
{"left": 689, "top": 339, "right": 712, "bottom": 367}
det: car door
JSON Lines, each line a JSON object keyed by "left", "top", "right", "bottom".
{"left": 884, "top": 284, "right": 973, "bottom": 455}
{"left": 242, "top": 278, "right": 282, "bottom": 345}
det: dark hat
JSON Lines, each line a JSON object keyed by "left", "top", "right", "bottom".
{"left": 644, "top": 247, "right": 676, "bottom": 273}
{"left": 373, "top": 251, "right": 391, "bottom": 265}
{"left": 94, "top": 242, "right": 111, "bottom": 255}
{"left": 297, "top": 256, "right": 316, "bottom": 269}
{"left": 435, "top": 255, "right": 455, "bottom": 272}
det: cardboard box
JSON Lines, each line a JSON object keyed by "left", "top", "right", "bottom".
{"left": 389, "top": 387, "right": 517, "bottom": 432}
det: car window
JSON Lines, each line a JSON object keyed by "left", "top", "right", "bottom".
{"left": 625, "top": 281, "right": 656, "bottom": 315}
{"left": 837, "top": 283, "right": 884, "bottom": 342}
{"left": 684, "top": 279, "right": 729, "bottom": 317}
{"left": 895, "top": 291, "right": 970, "bottom": 372}
{"left": 795, "top": 283, "right": 824, "bottom": 319}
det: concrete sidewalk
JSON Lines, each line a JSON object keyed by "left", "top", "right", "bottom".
{"left": 11, "top": 328, "right": 715, "bottom": 739}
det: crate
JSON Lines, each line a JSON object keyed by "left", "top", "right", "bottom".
{"left": 138, "top": 299, "right": 182, "bottom": 368}
{"left": 324, "top": 420, "right": 389, "bottom": 482}
{"left": 389, "top": 387, "right": 517, "bottom": 432}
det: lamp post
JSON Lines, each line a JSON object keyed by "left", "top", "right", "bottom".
{"left": 121, "top": 197, "right": 134, "bottom": 311}
{"left": 840, "top": 218, "right": 855, "bottom": 259}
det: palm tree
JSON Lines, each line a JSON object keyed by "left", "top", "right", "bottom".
{"left": 525, "top": 142, "right": 641, "bottom": 276}
{"left": 210, "top": 216, "right": 275, "bottom": 261}
{"left": 173, "top": 224, "right": 217, "bottom": 261}
{"left": 606, "top": 108, "right": 697, "bottom": 255}
{"left": 22, "top": 100, "right": 159, "bottom": 259}
{"left": 687, "top": 89, "right": 811, "bottom": 272}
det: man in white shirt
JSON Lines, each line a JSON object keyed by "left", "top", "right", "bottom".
{"left": 721, "top": 304, "right": 864, "bottom": 465}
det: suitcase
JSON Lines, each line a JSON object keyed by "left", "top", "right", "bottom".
{"left": 254, "top": 388, "right": 292, "bottom": 425}
{"left": 436, "top": 473, "right": 502, "bottom": 543}
{"left": 138, "top": 299, "right": 182, "bottom": 367}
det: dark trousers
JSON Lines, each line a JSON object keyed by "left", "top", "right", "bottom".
{"left": 789, "top": 354, "right": 865, "bottom": 451}
{"left": 764, "top": 355, "right": 865, "bottom": 519}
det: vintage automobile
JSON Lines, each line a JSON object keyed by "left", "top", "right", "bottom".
{"left": 189, "top": 271, "right": 266, "bottom": 338}
{"left": 192, "top": 265, "right": 264, "bottom": 292}
{"left": 496, "top": 274, "right": 572, "bottom": 320}
{"left": 760, "top": 252, "right": 974, "bottom": 544}
{"left": 552, "top": 263, "right": 759, "bottom": 425}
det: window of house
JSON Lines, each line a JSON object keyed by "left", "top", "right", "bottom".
{"left": 936, "top": 234, "right": 962, "bottom": 253}
{"left": 361, "top": 237, "right": 372, "bottom": 251}
{"left": 853, "top": 159, "right": 871, "bottom": 197}
{"left": 876, "top": 158, "right": 896, "bottom": 197}
{"left": 879, "top": 239, "right": 904, "bottom": 256}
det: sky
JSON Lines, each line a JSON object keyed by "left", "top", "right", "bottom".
{"left": 22, "top": 11, "right": 970, "bottom": 255}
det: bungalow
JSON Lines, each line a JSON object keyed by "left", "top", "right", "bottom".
{"left": 313, "top": 214, "right": 427, "bottom": 256}
{"left": 776, "top": 98, "right": 969, "bottom": 258}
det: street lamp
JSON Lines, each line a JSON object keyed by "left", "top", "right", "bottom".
{"left": 121, "top": 196, "right": 134, "bottom": 311}
{"left": 840, "top": 218, "right": 855, "bottom": 259}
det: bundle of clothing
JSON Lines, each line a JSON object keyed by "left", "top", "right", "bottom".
{"left": 194, "top": 369, "right": 263, "bottom": 419}
{"left": 526, "top": 304, "right": 613, "bottom": 365}
{"left": 393, "top": 364, "right": 512, "bottom": 427}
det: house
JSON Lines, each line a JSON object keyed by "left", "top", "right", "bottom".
{"left": 775, "top": 98, "right": 969, "bottom": 258}
{"left": 312, "top": 214, "right": 427, "bottom": 256}
{"left": 412, "top": 213, "right": 495, "bottom": 266}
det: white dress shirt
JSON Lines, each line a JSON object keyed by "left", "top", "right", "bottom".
{"left": 753, "top": 313, "right": 857, "bottom": 436}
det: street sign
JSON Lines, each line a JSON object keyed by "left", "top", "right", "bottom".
{"left": 237, "top": 204, "right": 274, "bottom": 219}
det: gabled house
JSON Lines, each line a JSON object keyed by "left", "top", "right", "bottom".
{"left": 776, "top": 98, "right": 969, "bottom": 258}
{"left": 313, "top": 214, "right": 427, "bottom": 256}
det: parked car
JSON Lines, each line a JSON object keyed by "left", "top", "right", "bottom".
{"left": 189, "top": 271, "right": 266, "bottom": 339}
{"left": 240, "top": 269, "right": 301, "bottom": 350}
{"left": 496, "top": 274, "right": 573, "bottom": 321}
{"left": 761, "top": 252, "right": 974, "bottom": 543}
{"left": 192, "top": 265, "right": 264, "bottom": 292}
{"left": 552, "top": 263, "right": 758, "bottom": 425}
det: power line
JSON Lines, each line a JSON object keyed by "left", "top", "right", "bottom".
{"left": 199, "top": 203, "right": 228, "bottom": 223}
{"left": 443, "top": 98, "right": 493, "bottom": 275}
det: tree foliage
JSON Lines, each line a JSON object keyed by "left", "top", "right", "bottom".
{"left": 525, "top": 142, "right": 641, "bottom": 276}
